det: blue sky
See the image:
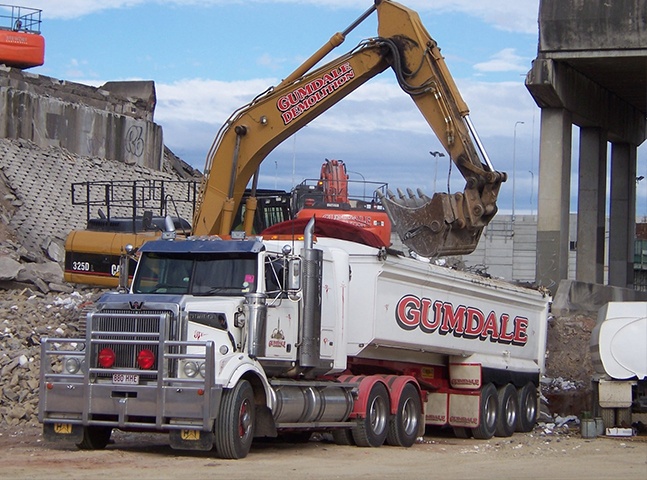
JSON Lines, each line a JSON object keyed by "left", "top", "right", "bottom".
{"left": 15, "top": 0, "right": 647, "bottom": 216}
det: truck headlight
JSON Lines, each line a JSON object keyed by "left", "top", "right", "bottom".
{"left": 183, "top": 361, "right": 206, "bottom": 378}
{"left": 64, "top": 357, "right": 83, "bottom": 374}
{"left": 183, "top": 361, "right": 199, "bottom": 378}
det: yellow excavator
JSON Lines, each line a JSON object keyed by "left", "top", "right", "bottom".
{"left": 192, "top": 0, "right": 505, "bottom": 254}
{"left": 64, "top": 0, "right": 505, "bottom": 286}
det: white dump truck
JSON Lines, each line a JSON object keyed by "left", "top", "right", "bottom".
{"left": 39, "top": 219, "right": 550, "bottom": 458}
{"left": 590, "top": 302, "right": 647, "bottom": 430}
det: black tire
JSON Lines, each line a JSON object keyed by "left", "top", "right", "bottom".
{"left": 495, "top": 384, "right": 519, "bottom": 437}
{"left": 215, "top": 379, "right": 255, "bottom": 459}
{"left": 76, "top": 426, "right": 112, "bottom": 450}
{"left": 352, "top": 382, "right": 390, "bottom": 447}
{"left": 471, "top": 383, "right": 498, "bottom": 440}
{"left": 386, "top": 383, "right": 421, "bottom": 447}
{"left": 515, "top": 382, "right": 538, "bottom": 433}
{"left": 331, "top": 428, "right": 355, "bottom": 445}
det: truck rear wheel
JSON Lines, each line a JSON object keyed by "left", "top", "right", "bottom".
{"left": 386, "top": 383, "right": 421, "bottom": 447}
{"left": 215, "top": 379, "right": 255, "bottom": 459}
{"left": 352, "top": 382, "right": 390, "bottom": 447}
{"left": 515, "top": 382, "right": 538, "bottom": 433}
{"left": 76, "top": 426, "right": 112, "bottom": 450}
{"left": 495, "top": 384, "right": 518, "bottom": 437}
{"left": 471, "top": 383, "right": 498, "bottom": 439}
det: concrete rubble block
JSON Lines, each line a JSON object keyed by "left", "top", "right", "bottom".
{"left": 45, "top": 238, "right": 65, "bottom": 263}
{"left": 16, "top": 261, "right": 64, "bottom": 284}
{"left": 49, "top": 282, "right": 73, "bottom": 293}
{"left": 0, "top": 255, "right": 24, "bottom": 280}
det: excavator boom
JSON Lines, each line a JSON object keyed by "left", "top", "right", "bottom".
{"left": 192, "top": 0, "right": 506, "bottom": 257}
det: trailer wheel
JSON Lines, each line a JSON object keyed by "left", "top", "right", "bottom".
{"left": 495, "top": 384, "right": 518, "bottom": 437}
{"left": 352, "top": 382, "right": 390, "bottom": 447}
{"left": 471, "top": 383, "right": 498, "bottom": 439}
{"left": 76, "top": 426, "right": 112, "bottom": 450}
{"left": 386, "top": 383, "right": 421, "bottom": 447}
{"left": 215, "top": 379, "right": 255, "bottom": 459}
{"left": 515, "top": 382, "right": 538, "bottom": 433}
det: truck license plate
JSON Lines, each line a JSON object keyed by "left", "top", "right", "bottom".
{"left": 112, "top": 373, "right": 139, "bottom": 385}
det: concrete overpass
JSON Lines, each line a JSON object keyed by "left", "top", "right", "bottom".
{"left": 526, "top": 0, "right": 647, "bottom": 292}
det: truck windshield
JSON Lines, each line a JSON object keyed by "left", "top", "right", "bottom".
{"left": 132, "top": 252, "right": 257, "bottom": 295}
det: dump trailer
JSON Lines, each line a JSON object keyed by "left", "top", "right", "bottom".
{"left": 40, "top": 219, "right": 550, "bottom": 458}
{"left": 590, "top": 302, "right": 647, "bottom": 430}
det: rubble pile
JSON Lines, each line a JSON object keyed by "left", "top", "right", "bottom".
{"left": 0, "top": 285, "right": 103, "bottom": 427}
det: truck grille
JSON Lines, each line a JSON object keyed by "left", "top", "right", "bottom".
{"left": 88, "top": 310, "right": 173, "bottom": 380}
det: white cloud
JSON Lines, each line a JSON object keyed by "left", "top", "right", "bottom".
{"left": 154, "top": 74, "right": 539, "bottom": 180}
{"left": 473, "top": 48, "right": 530, "bottom": 74}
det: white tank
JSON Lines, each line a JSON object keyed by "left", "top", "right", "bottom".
{"left": 591, "top": 302, "right": 647, "bottom": 380}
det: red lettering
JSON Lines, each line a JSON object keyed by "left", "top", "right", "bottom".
{"left": 499, "top": 314, "right": 515, "bottom": 343}
{"left": 420, "top": 298, "right": 438, "bottom": 332}
{"left": 481, "top": 311, "right": 499, "bottom": 341}
{"left": 394, "top": 294, "right": 529, "bottom": 349}
{"left": 396, "top": 295, "right": 420, "bottom": 330}
{"left": 512, "top": 317, "right": 529, "bottom": 345}
{"left": 440, "top": 304, "right": 466, "bottom": 335}
{"left": 464, "top": 307, "right": 484, "bottom": 338}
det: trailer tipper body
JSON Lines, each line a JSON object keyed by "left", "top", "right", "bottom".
{"left": 40, "top": 220, "right": 550, "bottom": 458}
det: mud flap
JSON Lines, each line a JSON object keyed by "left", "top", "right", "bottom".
{"left": 43, "top": 422, "right": 84, "bottom": 443}
{"left": 169, "top": 428, "right": 215, "bottom": 451}
{"left": 377, "top": 189, "right": 483, "bottom": 257}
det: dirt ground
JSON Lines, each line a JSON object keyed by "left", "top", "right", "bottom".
{"left": 0, "top": 425, "right": 645, "bottom": 480}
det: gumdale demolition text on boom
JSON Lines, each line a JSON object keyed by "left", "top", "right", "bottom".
{"left": 277, "top": 62, "right": 355, "bottom": 125}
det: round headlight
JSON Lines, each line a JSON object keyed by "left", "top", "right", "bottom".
{"left": 183, "top": 361, "right": 199, "bottom": 378}
{"left": 65, "top": 357, "right": 81, "bottom": 374}
{"left": 198, "top": 362, "right": 206, "bottom": 378}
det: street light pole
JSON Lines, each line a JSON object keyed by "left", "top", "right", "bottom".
{"left": 513, "top": 121, "right": 524, "bottom": 220}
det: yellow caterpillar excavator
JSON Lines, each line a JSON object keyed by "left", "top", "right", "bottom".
{"left": 64, "top": 0, "right": 505, "bottom": 286}
{"left": 192, "top": 0, "right": 505, "bottom": 256}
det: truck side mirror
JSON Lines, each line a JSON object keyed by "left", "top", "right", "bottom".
{"left": 287, "top": 258, "right": 301, "bottom": 292}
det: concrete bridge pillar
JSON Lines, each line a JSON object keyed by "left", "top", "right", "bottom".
{"left": 576, "top": 127, "right": 607, "bottom": 284}
{"left": 608, "top": 142, "right": 637, "bottom": 288}
{"left": 535, "top": 108, "right": 572, "bottom": 291}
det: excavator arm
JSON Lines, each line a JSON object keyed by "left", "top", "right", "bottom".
{"left": 192, "top": 0, "right": 506, "bottom": 257}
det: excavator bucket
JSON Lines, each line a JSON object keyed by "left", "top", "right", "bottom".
{"left": 377, "top": 188, "right": 484, "bottom": 257}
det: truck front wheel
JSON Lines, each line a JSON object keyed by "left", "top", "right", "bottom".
{"left": 352, "top": 382, "right": 390, "bottom": 447}
{"left": 215, "top": 379, "right": 255, "bottom": 459}
{"left": 76, "top": 426, "right": 112, "bottom": 450}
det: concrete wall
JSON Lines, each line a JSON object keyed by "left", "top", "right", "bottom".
{"left": 539, "top": 0, "right": 647, "bottom": 52}
{"left": 461, "top": 214, "right": 581, "bottom": 284}
{"left": 0, "top": 67, "right": 163, "bottom": 170}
